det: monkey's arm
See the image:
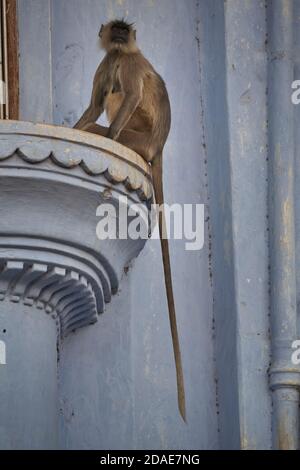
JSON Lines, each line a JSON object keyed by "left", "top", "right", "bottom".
{"left": 74, "top": 103, "right": 103, "bottom": 130}
{"left": 74, "top": 66, "right": 107, "bottom": 130}
{"left": 107, "top": 62, "right": 143, "bottom": 140}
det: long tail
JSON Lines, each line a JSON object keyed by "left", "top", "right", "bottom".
{"left": 151, "top": 153, "right": 186, "bottom": 422}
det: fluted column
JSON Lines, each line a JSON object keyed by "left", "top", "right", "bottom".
{"left": 0, "top": 120, "right": 153, "bottom": 449}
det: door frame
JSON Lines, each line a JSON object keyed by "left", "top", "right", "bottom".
{"left": 1, "top": 0, "right": 19, "bottom": 120}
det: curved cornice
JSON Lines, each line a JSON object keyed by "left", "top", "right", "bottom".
{"left": 0, "top": 120, "right": 153, "bottom": 337}
{"left": 0, "top": 120, "right": 153, "bottom": 202}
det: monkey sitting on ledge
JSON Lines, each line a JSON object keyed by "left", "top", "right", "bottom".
{"left": 74, "top": 19, "right": 186, "bottom": 422}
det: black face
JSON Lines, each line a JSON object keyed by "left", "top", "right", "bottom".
{"left": 111, "top": 21, "right": 130, "bottom": 44}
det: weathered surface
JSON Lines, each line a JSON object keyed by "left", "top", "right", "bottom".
{"left": 14, "top": 0, "right": 300, "bottom": 452}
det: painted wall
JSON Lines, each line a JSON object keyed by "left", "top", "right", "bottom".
{"left": 198, "top": 0, "right": 272, "bottom": 449}
{"left": 17, "top": 0, "right": 300, "bottom": 450}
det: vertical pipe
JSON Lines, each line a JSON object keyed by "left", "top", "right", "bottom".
{"left": 272, "top": 388, "right": 299, "bottom": 449}
{"left": 268, "top": 0, "right": 300, "bottom": 450}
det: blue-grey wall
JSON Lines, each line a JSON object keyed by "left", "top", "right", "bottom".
{"left": 198, "top": 0, "right": 272, "bottom": 449}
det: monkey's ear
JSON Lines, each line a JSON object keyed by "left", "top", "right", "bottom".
{"left": 99, "top": 24, "right": 104, "bottom": 38}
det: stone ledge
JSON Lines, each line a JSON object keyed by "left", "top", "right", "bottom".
{"left": 0, "top": 120, "right": 153, "bottom": 336}
{"left": 0, "top": 120, "right": 153, "bottom": 202}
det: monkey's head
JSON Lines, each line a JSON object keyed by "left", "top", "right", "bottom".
{"left": 99, "top": 20, "right": 137, "bottom": 53}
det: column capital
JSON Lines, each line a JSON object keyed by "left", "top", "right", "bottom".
{"left": 0, "top": 120, "right": 153, "bottom": 336}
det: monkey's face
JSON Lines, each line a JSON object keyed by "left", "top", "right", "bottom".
{"left": 111, "top": 21, "right": 130, "bottom": 44}
{"left": 99, "top": 20, "right": 137, "bottom": 53}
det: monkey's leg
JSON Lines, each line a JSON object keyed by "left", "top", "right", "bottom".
{"left": 83, "top": 123, "right": 153, "bottom": 162}
{"left": 81, "top": 123, "right": 108, "bottom": 135}
{"left": 118, "top": 129, "right": 154, "bottom": 162}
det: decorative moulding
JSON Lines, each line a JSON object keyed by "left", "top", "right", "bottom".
{"left": 0, "top": 120, "right": 154, "bottom": 336}
{"left": 0, "top": 120, "right": 153, "bottom": 201}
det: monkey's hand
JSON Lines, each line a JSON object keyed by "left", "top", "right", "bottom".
{"left": 74, "top": 104, "right": 103, "bottom": 130}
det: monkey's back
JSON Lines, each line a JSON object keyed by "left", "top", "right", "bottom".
{"left": 141, "top": 66, "right": 171, "bottom": 149}
{"left": 105, "top": 51, "right": 171, "bottom": 154}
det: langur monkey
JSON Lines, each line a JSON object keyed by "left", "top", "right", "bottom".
{"left": 74, "top": 20, "right": 186, "bottom": 421}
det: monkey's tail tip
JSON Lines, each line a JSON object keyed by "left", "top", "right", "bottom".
{"left": 179, "top": 400, "right": 187, "bottom": 423}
